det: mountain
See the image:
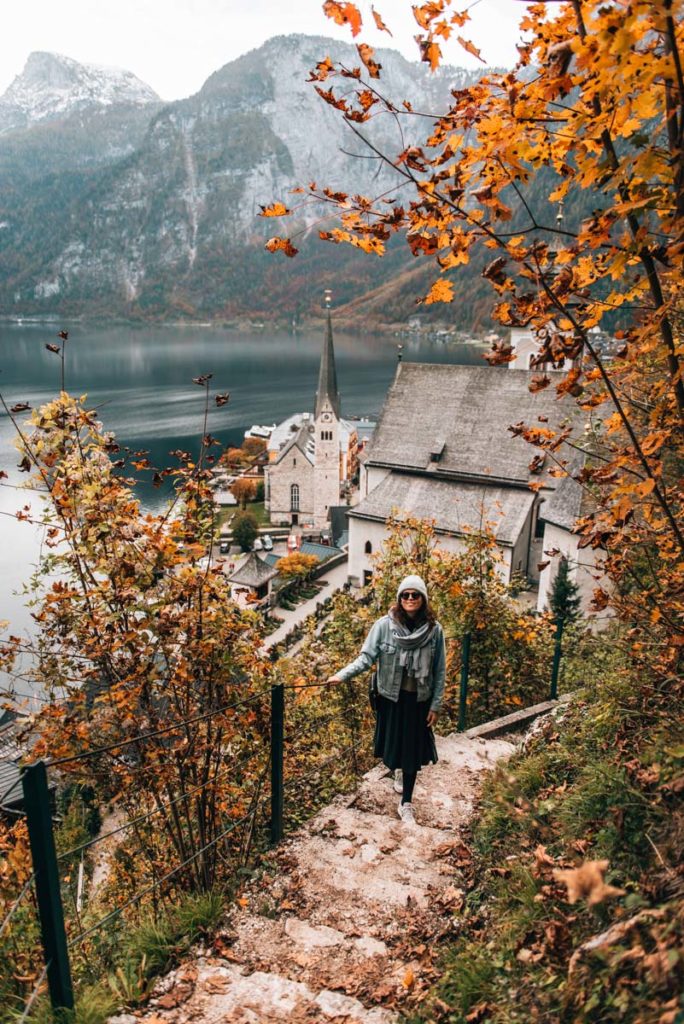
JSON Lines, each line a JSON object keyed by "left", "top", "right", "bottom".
{"left": 0, "top": 51, "right": 160, "bottom": 135}
{"left": 0, "top": 38, "right": 507, "bottom": 325}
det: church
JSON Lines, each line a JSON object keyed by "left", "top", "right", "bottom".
{"left": 264, "top": 307, "right": 362, "bottom": 530}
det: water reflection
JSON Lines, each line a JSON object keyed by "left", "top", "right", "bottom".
{"left": 0, "top": 321, "right": 486, "bottom": 650}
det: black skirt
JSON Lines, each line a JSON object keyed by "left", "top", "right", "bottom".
{"left": 373, "top": 689, "right": 438, "bottom": 773}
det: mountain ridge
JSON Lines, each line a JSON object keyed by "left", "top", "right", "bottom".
{"left": 0, "top": 37, "right": 510, "bottom": 326}
{"left": 0, "top": 51, "right": 160, "bottom": 135}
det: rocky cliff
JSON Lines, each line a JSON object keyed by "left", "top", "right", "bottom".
{"left": 0, "top": 38, "right": 500, "bottom": 324}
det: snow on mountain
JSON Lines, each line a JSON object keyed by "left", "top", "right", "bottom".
{"left": 0, "top": 35, "right": 506, "bottom": 321}
{"left": 0, "top": 51, "right": 160, "bottom": 134}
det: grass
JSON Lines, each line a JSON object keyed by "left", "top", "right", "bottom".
{"left": 404, "top": 630, "right": 684, "bottom": 1024}
{"left": 216, "top": 500, "right": 269, "bottom": 531}
{"left": 13, "top": 891, "right": 226, "bottom": 1024}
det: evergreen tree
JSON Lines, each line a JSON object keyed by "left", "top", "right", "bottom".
{"left": 549, "top": 557, "right": 581, "bottom": 625}
{"left": 232, "top": 512, "right": 258, "bottom": 551}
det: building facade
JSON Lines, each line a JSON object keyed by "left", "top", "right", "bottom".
{"left": 347, "top": 362, "right": 606, "bottom": 618}
{"left": 265, "top": 312, "right": 362, "bottom": 529}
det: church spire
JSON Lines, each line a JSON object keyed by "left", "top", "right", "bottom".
{"left": 314, "top": 290, "right": 340, "bottom": 419}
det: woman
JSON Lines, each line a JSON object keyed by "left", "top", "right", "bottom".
{"left": 328, "top": 574, "right": 446, "bottom": 825}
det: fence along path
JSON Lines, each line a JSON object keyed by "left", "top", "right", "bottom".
{"left": 122, "top": 729, "right": 515, "bottom": 1024}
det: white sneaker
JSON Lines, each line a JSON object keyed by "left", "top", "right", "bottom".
{"left": 393, "top": 769, "right": 403, "bottom": 794}
{"left": 398, "top": 801, "right": 416, "bottom": 826}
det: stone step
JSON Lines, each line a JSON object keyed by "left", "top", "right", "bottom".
{"left": 120, "top": 732, "right": 517, "bottom": 1024}
{"left": 141, "top": 960, "right": 398, "bottom": 1024}
{"left": 217, "top": 911, "right": 413, "bottom": 1007}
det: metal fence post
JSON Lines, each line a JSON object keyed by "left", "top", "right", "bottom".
{"left": 458, "top": 632, "right": 471, "bottom": 732}
{"left": 550, "top": 617, "right": 564, "bottom": 700}
{"left": 270, "top": 683, "right": 284, "bottom": 845}
{"left": 22, "top": 761, "right": 74, "bottom": 1013}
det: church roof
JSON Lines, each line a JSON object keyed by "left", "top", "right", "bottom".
{"left": 268, "top": 413, "right": 315, "bottom": 455}
{"left": 228, "top": 552, "right": 279, "bottom": 588}
{"left": 314, "top": 310, "right": 341, "bottom": 419}
{"left": 366, "top": 363, "right": 578, "bottom": 488}
{"left": 348, "top": 471, "right": 535, "bottom": 547}
{"left": 273, "top": 423, "right": 315, "bottom": 467}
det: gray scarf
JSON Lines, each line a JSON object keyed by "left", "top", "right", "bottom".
{"left": 390, "top": 613, "right": 436, "bottom": 685}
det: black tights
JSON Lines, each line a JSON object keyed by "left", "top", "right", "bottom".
{"left": 402, "top": 770, "right": 417, "bottom": 804}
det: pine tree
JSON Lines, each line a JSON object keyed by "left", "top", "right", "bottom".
{"left": 549, "top": 557, "right": 581, "bottom": 624}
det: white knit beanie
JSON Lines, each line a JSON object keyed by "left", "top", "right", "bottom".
{"left": 397, "top": 574, "right": 428, "bottom": 603}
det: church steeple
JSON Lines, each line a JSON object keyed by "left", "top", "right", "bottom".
{"left": 314, "top": 292, "right": 341, "bottom": 420}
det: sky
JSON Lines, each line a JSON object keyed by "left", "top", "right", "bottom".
{"left": 0, "top": 0, "right": 525, "bottom": 101}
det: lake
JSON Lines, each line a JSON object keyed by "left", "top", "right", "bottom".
{"left": 0, "top": 321, "right": 485, "bottom": 689}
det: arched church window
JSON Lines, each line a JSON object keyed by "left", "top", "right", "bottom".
{"left": 290, "top": 484, "right": 300, "bottom": 511}
{"left": 364, "top": 541, "right": 372, "bottom": 555}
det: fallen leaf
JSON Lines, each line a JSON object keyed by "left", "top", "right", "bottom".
{"left": 553, "top": 860, "right": 625, "bottom": 906}
{"left": 203, "top": 974, "right": 230, "bottom": 993}
{"left": 533, "top": 844, "right": 555, "bottom": 873}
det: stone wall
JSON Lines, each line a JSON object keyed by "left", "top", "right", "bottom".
{"left": 267, "top": 452, "right": 314, "bottom": 525}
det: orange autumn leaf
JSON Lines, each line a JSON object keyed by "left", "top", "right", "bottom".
{"left": 264, "top": 236, "right": 299, "bottom": 257}
{"left": 457, "top": 35, "right": 484, "bottom": 62}
{"left": 371, "top": 6, "right": 392, "bottom": 35}
{"left": 423, "top": 278, "right": 454, "bottom": 304}
{"left": 635, "top": 478, "right": 656, "bottom": 498}
{"left": 417, "top": 37, "right": 442, "bottom": 71}
{"left": 356, "top": 43, "right": 382, "bottom": 78}
{"left": 259, "top": 202, "right": 290, "bottom": 218}
{"left": 323, "top": 0, "right": 362, "bottom": 36}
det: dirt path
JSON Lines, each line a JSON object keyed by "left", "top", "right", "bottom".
{"left": 114, "top": 731, "right": 515, "bottom": 1024}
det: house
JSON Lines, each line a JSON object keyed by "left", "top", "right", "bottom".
{"left": 264, "top": 309, "right": 368, "bottom": 530}
{"left": 536, "top": 470, "right": 609, "bottom": 620}
{"left": 347, "top": 362, "right": 603, "bottom": 615}
{"left": 227, "top": 552, "right": 279, "bottom": 609}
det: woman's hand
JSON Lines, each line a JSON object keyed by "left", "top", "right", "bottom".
{"left": 427, "top": 709, "right": 439, "bottom": 728}
{"left": 327, "top": 674, "right": 342, "bottom": 684}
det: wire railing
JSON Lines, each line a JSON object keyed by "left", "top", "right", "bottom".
{"left": 4, "top": 620, "right": 567, "bottom": 1020}
{"left": 2, "top": 672, "right": 369, "bottom": 1019}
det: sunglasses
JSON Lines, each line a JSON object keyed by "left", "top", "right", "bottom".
{"left": 400, "top": 591, "right": 422, "bottom": 600}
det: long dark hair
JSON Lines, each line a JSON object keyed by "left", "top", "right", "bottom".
{"left": 389, "top": 595, "right": 437, "bottom": 629}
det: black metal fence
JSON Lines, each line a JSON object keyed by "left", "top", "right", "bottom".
{"left": 3, "top": 620, "right": 566, "bottom": 1019}
{"left": 455, "top": 617, "right": 565, "bottom": 730}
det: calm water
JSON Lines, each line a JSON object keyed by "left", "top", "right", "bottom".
{"left": 0, "top": 322, "right": 485, "bottom": 655}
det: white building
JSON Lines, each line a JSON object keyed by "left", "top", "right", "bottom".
{"left": 264, "top": 312, "right": 362, "bottom": 529}
{"left": 347, "top": 362, "right": 606, "bottom": 618}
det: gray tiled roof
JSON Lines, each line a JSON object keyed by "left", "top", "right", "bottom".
{"left": 274, "top": 423, "right": 315, "bottom": 467}
{"left": 348, "top": 471, "right": 535, "bottom": 546}
{"left": 228, "top": 552, "right": 279, "bottom": 588}
{"left": 540, "top": 470, "right": 590, "bottom": 531}
{"left": 366, "top": 363, "right": 577, "bottom": 486}
{"left": 300, "top": 541, "right": 343, "bottom": 561}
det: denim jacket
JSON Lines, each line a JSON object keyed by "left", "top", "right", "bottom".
{"left": 337, "top": 615, "right": 446, "bottom": 713}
